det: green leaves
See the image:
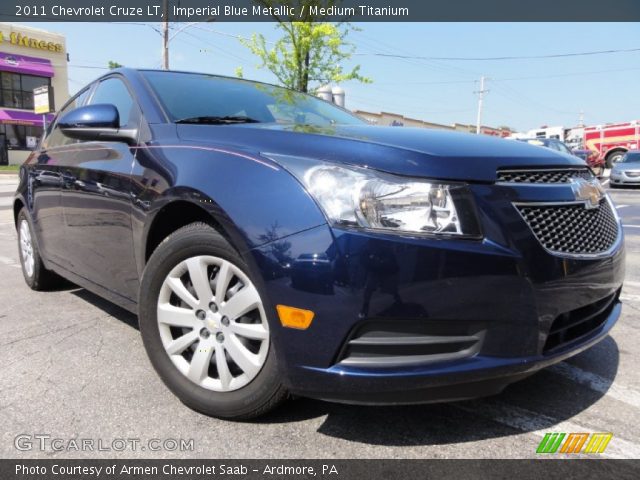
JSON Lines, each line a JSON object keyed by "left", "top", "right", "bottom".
{"left": 240, "top": 1, "right": 371, "bottom": 93}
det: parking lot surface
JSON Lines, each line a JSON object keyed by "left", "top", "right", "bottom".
{"left": 1, "top": 174, "right": 639, "bottom": 459}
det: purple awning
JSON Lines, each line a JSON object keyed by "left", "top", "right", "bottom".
{"left": 0, "top": 52, "right": 54, "bottom": 77}
{"left": 0, "top": 109, "right": 54, "bottom": 126}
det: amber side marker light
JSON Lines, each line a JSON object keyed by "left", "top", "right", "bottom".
{"left": 276, "top": 305, "right": 315, "bottom": 330}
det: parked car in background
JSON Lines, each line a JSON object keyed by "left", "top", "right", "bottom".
{"left": 14, "top": 69, "right": 625, "bottom": 419}
{"left": 516, "top": 138, "right": 605, "bottom": 176}
{"left": 610, "top": 150, "right": 640, "bottom": 187}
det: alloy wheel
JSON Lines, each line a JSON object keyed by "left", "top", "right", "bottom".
{"left": 157, "top": 255, "right": 269, "bottom": 392}
{"left": 19, "top": 219, "right": 35, "bottom": 278}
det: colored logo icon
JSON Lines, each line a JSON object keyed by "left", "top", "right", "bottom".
{"left": 536, "top": 432, "right": 613, "bottom": 454}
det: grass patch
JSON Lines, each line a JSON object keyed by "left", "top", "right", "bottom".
{"left": 0, "top": 165, "right": 20, "bottom": 171}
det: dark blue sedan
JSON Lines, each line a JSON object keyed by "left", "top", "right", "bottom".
{"left": 14, "top": 69, "right": 625, "bottom": 419}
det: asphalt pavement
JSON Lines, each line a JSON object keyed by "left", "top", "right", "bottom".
{"left": 0, "top": 174, "right": 639, "bottom": 459}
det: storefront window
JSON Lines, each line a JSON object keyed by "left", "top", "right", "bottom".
{"left": 0, "top": 72, "right": 50, "bottom": 110}
{"left": 0, "top": 124, "right": 43, "bottom": 150}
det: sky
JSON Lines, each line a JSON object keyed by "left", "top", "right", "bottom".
{"left": 19, "top": 21, "right": 640, "bottom": 132}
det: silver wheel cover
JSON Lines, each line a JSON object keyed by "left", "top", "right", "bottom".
{"left": 157, "top": 255, "right": 269, "bottom": 392}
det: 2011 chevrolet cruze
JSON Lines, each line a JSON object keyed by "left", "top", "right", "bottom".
{"left": 14, "top": 69, "right": 624, "bottom": 419}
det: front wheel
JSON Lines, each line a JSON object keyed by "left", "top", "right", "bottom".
{"left": 138, "top": 222, "right": 287, "bottom": 419}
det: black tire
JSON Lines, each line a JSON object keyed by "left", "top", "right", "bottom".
{"left": 606, "top": 151, "right": 625, "bottom": 169}
{"left": 138, "top": 222, "right": 288, "bottom": 420}
{"left": 16, "top": 208, "right": 61, "bottom": 291}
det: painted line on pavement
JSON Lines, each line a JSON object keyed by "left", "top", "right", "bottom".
{"left": 549, "top": 362, "right": 640, "bottom": 411}
{"left": 455, "top": 400, "right": 640, "bottom": 459}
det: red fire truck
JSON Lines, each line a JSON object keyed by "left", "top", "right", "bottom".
{"left": 584, "top": 121, "right": 640, "bottom": 168}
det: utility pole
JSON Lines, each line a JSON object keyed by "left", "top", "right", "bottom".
{"left": 475, "top": 76, "right": 489, "bottom": 134}
{"left": 162, "top": 0, "right": 169, "bottom": 70}
{"left": 578, "top": 109, "right": 585, "bottom": 127}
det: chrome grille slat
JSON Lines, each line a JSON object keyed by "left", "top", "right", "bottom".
{"left": 497, "top": 168, "right": 594, "bottom": 184}
{"left": 516, "top": 199, "right": 618, "bottom": 255}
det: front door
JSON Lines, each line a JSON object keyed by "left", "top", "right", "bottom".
{"left": 57, "top": 76, "right": 141, "bottom": 301}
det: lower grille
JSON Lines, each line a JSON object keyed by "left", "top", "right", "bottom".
{"left": 516, "top": 199, "right": 619, "bottom": 255}
{"left": 544, "top": 292, "right": 618, "bottom": 353}
{"left": 336, "top": 320, "right": 484, "bottom": 367}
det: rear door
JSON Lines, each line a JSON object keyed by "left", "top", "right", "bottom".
{"left": 58, "top": 75, "right": 141, "bottom": 300}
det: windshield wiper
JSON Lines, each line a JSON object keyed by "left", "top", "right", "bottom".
{"left": 175, "top": 115, "right": 262, "bottom": 125}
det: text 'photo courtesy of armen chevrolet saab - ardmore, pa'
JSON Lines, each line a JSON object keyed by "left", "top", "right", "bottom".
{"left": 1, "top": 0, "right": 640, "bottom": 479}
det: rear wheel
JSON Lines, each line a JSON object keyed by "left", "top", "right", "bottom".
{"left": 17, "top": 208, "right": 61, "bottom": 290}
{"left": 138, "top": 222, "right": 287, "bottom": 419}
{"left": 606, "top": 151, "right": 625, "bottom": 169}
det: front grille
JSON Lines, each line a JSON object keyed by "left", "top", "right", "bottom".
{"left": 516, "top": 199, "right": 619, "bottom": 255}
{"left": 544, "top": 291, "right": 618, "bottom": 353}
{"left": 336, "top": 320, "right": 485, "bottom": 367}
{"left": 497, "top": 168, "right": 594, "bottom": 184}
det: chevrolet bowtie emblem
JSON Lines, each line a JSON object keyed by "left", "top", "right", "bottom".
{"left": 570, "top": 177, "right": 604, "bottom": 209}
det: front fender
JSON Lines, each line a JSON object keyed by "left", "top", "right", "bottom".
{"left": 133, "top": 141, "right": 328, "bottom": 274}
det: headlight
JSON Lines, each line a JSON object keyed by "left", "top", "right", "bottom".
{"left": 269, "top": 155, "right": 481, "bottom": 238}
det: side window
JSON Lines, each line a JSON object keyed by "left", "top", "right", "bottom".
{"left": 44, "top": 87, "right": 92, "bottom": 148}
{"left": 89, "top": 77, "right": 136, "bottom": 128}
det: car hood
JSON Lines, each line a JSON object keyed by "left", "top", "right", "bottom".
{"left": 613, "top": 162, "right": 640, "bottom": 172}
{"left": 176, "top": 123, "right": 586, "bottom": 182}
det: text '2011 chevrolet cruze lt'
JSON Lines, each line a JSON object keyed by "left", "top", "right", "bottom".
{"left": 14, "top": 69, "right": 624, "bottom": 419}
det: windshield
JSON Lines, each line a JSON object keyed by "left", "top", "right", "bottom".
{"left": 553, "top": 141, "right": 573, "bottom": 155}
{"left": 622, "top": 152, "right": 640, "bottom": 163}
{"left": 142, "top": 71, "right": 365, "bottom": 127}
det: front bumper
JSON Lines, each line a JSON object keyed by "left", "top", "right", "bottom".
{"left": 611, "top": 172, "right": 640, "bottom": 185}
{"left": 289, "top": 298, "right": 621, "bottom": 404}
{"left": 249, "top": 182, "right": 625, "bottom": 405}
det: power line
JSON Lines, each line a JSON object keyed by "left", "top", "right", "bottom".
{"left": 353, "top": 46, "right": 640, "bottom": 61}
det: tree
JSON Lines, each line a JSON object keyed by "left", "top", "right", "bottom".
{"left": 108, "top": 61, "right": 123, "bottom": 69}
{"left": 240, "top": 1, "right": 370, "bottom": 93}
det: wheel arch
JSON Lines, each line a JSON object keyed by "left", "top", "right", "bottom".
{"left": 143, "top": 199, "right": 240, "bottom": 264}
{"left": 605, "top": 148, "right": 627, "bottom": 160}
{"left": 13, "top": 198, "right": 25, "bottom": 227}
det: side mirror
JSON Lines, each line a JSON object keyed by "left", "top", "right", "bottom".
{"left": 58, "top": 104, "right": 137, "bottom": 144}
